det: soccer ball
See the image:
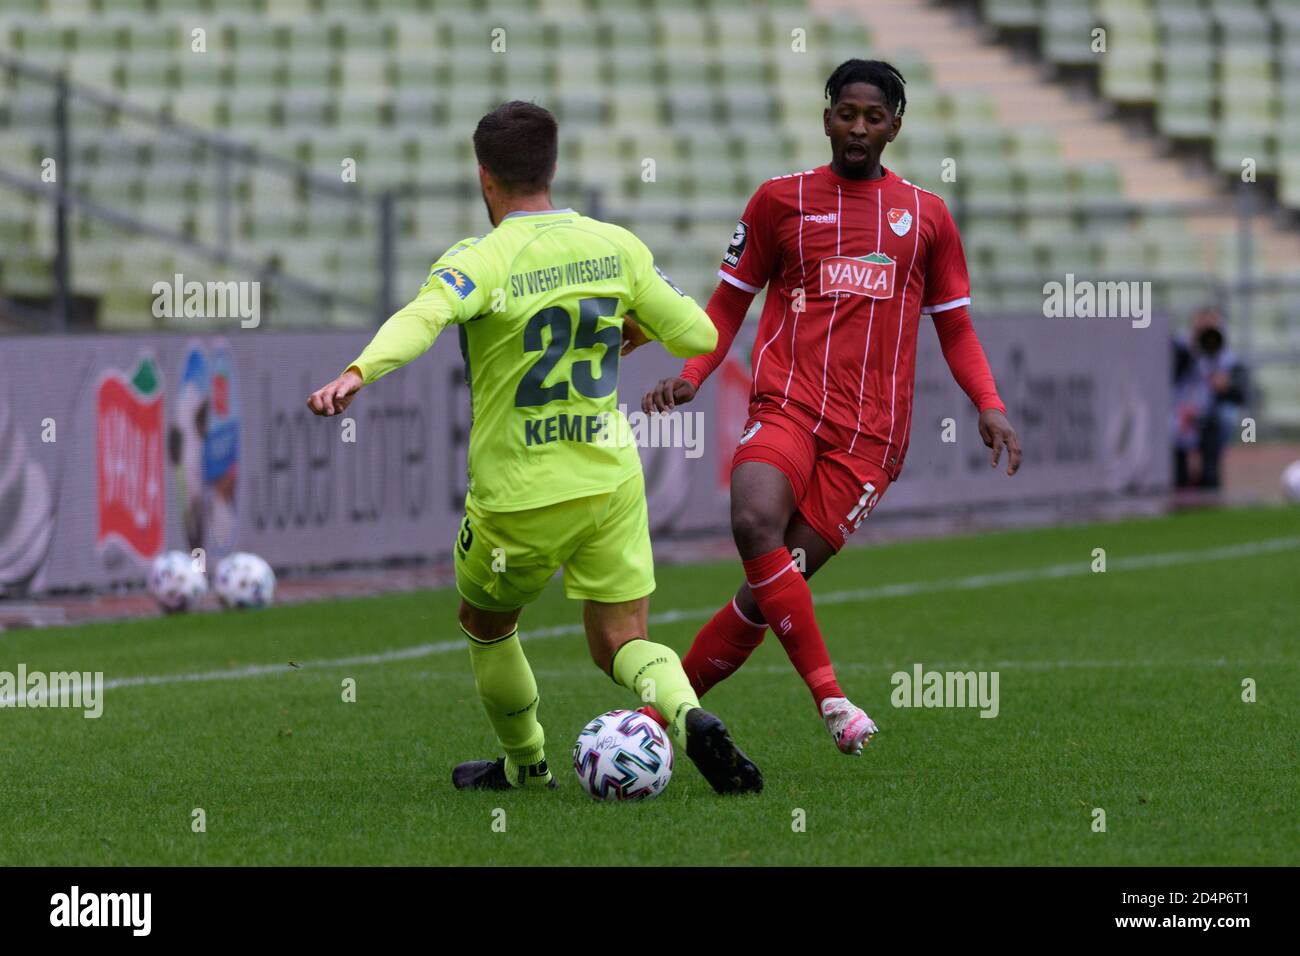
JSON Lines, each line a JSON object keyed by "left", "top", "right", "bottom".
{"left": 1283, "top": 460, "right": 1300, "bottom": 503}
{"left": 572, "top": 709, "right": 673, "bottom": 801}
{"left": 213, "top": 552, "right": 276, "bottom": 609}
{"left": 147, "top": 550, "right": 208, "bottom": 613}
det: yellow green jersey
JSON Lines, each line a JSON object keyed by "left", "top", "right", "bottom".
{"left": 345, "top": 208, "right": 718, "bottom": 512}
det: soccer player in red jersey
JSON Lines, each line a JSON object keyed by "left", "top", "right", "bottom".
{"left": 639, "top": 60, "right": 1023, "bottom": 755}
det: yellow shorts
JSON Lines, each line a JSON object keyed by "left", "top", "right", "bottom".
{"left": 454, "top": 470, "right": 656, "bottom": 611}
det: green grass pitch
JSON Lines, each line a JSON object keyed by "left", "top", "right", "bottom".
{"left": 1, "top": 505, "right": 1295, "bottom": 866}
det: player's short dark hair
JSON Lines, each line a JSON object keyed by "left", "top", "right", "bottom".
{"left": 824, "top": 59, "right": 907, "bottom": 118}
{"left": 472, "top": 101, "right": 558, "bottom": 193}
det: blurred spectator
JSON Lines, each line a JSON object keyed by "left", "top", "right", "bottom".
{"left": 1172, "top": 308, "right": 1250, "bottom": 489}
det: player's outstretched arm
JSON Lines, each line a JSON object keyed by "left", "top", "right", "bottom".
{"left": 621, "top": 313, "right": 697, "bottom": 418}
{"left": 307, "top": 254, "right": 482, "bottom": 416}
{"left": 305, "top": 292, "right": 448, "bottom": 417}
{"left": 623, "top": 257, "right": 718, "bottom": 360}
{"left": 635, "top": 298, "right": 718, "bottom": 359}
{"left": 641, "top": 376, "right": 696, "bottom": 414}
{"left": 307, "top": 366, "right": 364, "bottom": 417}
{"left": 620, "top": 312, "right": 651, "bottom": 355}
{"left": 932, "top": 305, "right": 1022, "bottom": 475}
{"left": 978, "top": 408, "right": 1022, "bottom": 476}
{"left": 642, "top": 279, "right": 754, "bottom": 414}
{"left": 345, "top": 287, "right": 458, "bottom": 383}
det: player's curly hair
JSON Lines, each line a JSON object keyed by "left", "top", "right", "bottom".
{"left": 824, "top": 59, "right": 907, "bottom": 118}
{"left": 473, "top": 101, "right": 558, "bottom": 193}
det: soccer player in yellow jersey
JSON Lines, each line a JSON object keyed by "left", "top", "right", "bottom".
{"left": 307, "top": 102, "right": 762, "bottom": 795}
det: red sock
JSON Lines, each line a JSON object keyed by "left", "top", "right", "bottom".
{"left": 638, "top": 599, "right": 767, "bottom": 728}
{"left": 680, "top": 598, "right": 768, "bottom": 698}
{"left": 742, "top": 546, "right": 842, "bottom": 707}
{"left": 637, "top": 705, "right": 669, "bottom": 728}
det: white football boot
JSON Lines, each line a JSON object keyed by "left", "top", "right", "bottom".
{"left": 820, "top": 697, "right": 879, "bottom": 755}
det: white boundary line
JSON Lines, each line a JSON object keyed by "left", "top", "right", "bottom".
{"left": 409, "top": 658, "right": 1278, "bottom": 681}
{"left": 3, "top": 535, "right": 1295, "bottom": 705}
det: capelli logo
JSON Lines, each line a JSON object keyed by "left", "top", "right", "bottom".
{"left": 803, "top": 212, "right": 837, "bottom": 224}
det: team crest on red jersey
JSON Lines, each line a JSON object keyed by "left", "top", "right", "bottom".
{"left": 887, "top": 208, "right": 912, "bottom": 237}
{"left": 819, "top": 253, "right": 896, "bottom": 299}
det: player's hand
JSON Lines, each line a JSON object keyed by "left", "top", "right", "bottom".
{"left": 642, "top": 376, "right": 696, "bottom": 414}
{"left": 979, "top": 408, "right": 1022, "bottom": 475}
{"left": 621, "top": 311, "right": 651, "bottom": 356}
{"left": 307, "top": 367, "right": 364, "bottom": 417}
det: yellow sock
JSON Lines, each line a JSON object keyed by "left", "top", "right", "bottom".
{"left": 610, "top": 638, "right": 700, "bottom": 751}
{"left": 463, "top": 625, "right": 552, "bottom": 789}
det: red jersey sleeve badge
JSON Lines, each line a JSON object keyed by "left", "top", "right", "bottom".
{"left": 723, "top": 219, "right": 749, "bottom": 268}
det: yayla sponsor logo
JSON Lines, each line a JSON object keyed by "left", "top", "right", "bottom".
{"left": 97, "top": 355, "right": 165, "bottom": 559}
{"left": 819, "top": 253, "right": 896, "bottom": 299}
{"left": 50, "top": 886, "right": 151, "bottom": 936}
{"left": 803, "top": 212, "right": 837, "bottom": 224}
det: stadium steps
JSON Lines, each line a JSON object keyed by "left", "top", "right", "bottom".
{"left": 824, "top": 0, "right": 1300, "bottom": 278}
{"left": 965, "top": 0, "right": 1300, "bottom": 213}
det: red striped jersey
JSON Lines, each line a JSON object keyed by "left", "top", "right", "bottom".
{"left": 718, "top": 164, "right": 971, "bottom": 479}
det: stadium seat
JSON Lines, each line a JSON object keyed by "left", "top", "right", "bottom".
{"left": 0, "top": 0, "right": 1291, "bottom": 340}
{"left": 1042, "top": 4, "right": 1097, "bottom": 65}
{"left": 983, "top": 0, "right": 1042, "bottom": 30}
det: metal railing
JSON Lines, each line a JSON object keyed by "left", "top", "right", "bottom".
{"left": 0, "top": 48, "right": 618, "bottom": 333}
{"left": 0, "top": 50, "right": 389, "bottom": 329}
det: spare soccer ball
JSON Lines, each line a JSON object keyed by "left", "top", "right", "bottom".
{"left": 572, "top": 709, "right": 673, "bottom": 801}
{"left": 147, "top": 550, "right": 208, "bottom": 613}
{"left": 1283, "top": 460, "right": 1300, "bottom": 503}
{"left": 213, "top": 552, "right": 276, "bottom": 609}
